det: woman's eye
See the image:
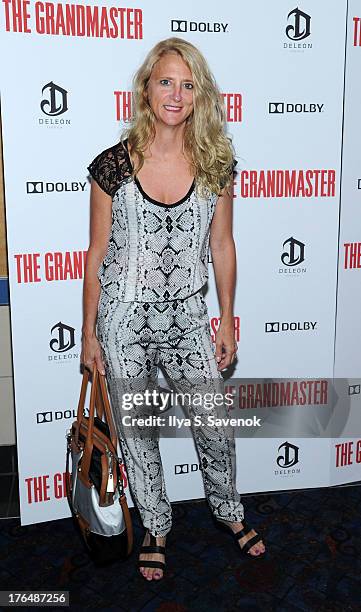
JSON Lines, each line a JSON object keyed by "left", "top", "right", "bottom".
{"left": 184, "top": 83, "right": 193, "bottom": 89}
{"left": 160, "top": 79, "right": 170, "bottom": 86}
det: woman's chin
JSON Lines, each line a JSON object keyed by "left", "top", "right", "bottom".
{"left": 157, "top": 115, "right": 187, "bottom": 128}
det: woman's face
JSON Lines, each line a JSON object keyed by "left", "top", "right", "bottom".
{"left": 146, "top": 52, "right": 194, "bottom": 128}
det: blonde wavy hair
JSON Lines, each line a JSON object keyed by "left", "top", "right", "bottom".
{"left": 122, "top": 37, "right": 236, "bottom": 196}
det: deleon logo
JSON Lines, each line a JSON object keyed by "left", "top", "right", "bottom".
{"left": 276, "top": 441, "right": 299, "bottom": 468}
{"left": 50, "top": 322, "right": 76, "bottom": 353}
{"left": 171, "top": 19, "right": 228, "bottom": 33}
{"left": 40, "top": 81, "right": 68, "bottom": 116}
{"left": 281, "top": 237, "right": 305, "bottom": 267}
{"left": 286, "top": 7, "right": 311, "bottom": 40}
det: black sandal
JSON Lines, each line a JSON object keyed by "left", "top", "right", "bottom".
{"left": 218, "top": 519, "right": 266, "bottom": 559}
{"left": 137, "top": 531, "right": 166, "bottom": 577}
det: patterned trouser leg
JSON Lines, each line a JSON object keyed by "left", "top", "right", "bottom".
{"left": 96, "top": 289, "right": 244, "bottom": 537}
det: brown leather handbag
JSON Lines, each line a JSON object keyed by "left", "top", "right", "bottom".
{"left": 65, "top": 363, "right": 133, "bottom": 565}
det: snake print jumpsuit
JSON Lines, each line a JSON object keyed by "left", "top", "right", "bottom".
{"left": 87, "top": 140, "right": 244, "bottom": 536}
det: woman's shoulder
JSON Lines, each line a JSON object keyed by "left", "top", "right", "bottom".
{"left": 87, "top": 139, "right": 132, "bottom": 197}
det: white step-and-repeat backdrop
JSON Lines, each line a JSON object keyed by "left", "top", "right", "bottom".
{"left": 1, "top": 0, "right": 360, "bottom": 525}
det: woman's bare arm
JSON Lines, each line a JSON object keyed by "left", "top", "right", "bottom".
{"left": 81, "top": 179, "right": 112, "bottom": 373}
{"left": 209, "top": 183, "right": 238, "bottom": 371}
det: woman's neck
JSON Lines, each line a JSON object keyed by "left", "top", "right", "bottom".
{"left": 147, "top": 124, "right": 186, "bottom": 161}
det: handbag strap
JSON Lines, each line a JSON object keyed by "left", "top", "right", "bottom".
{"left": 76, "top": 364, "right": 118, "bottom": 450}
{"left": 96, "top": 369, "right": 118, "bottom": 451}
{"left": 65, "top": 434, "right": 75, "bottom": 515}
{"left": 119, "top": 493, "right": 133, "bottom": 555}
{"left": 77, "top": 364, "right": 98, "bottom": 483}
{"left": 76, "top": 367, "right": 89, "bottom": 428}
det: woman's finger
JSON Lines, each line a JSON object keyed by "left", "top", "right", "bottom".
{"left": 84, "top": 360, "right": 95, "bottom": 372}
{"left": 96, "top": 356, "right": 106, "bottom": 375}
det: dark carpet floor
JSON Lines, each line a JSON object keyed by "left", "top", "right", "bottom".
{"left": 1, "top": 484, "right": 361, "bottom": 611}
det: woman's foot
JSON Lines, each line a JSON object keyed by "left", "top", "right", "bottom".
{"left": 220, "top": 519, "right": 266, "bottom": 557}
{"left": 138, "top": 530, "right": 166, "bottom": 581}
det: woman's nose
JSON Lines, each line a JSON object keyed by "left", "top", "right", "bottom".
{"left": 171, "top": 85, "right": 182, "bottom": 102}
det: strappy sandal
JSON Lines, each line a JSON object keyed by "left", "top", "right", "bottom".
{"left": 137, "top": 531, "right": 166, "bottom": 578}
{"left": 218, "top": 519, "right": 266, "bottom": 559}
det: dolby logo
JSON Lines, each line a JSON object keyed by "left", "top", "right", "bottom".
{"left": 171, "top": 19, "right": 228, "bottom": 33}
{"left": 36, "top": 409, "right": 76, "bottom": 424}
{"left": 174, "top": 463, "right": 200, "bottom": 475}
{"left": 348, "top": 384, "right": 361, "bottom": 396}
{"left": 26, "top": 181, "right": 87, "bottom": 194}
{"left": 269, "top": 103, "right": 324, "bottom": 114}
{"left": 265, "top": 321, "right": 317, "bottom": 333}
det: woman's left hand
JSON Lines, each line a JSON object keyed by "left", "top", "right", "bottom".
{"left": 214, "top": 319, "right": 238, "bottom": 371}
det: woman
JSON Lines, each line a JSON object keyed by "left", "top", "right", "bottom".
{"left": 81, "top": 37, "right": 266, "bottom": 581}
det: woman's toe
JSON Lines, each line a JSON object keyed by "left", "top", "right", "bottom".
{"left": 254, "top": 542, "right": 265, "bottom": 555}
{"left": 249, "top": 543, "right": 261, "bottom": 555}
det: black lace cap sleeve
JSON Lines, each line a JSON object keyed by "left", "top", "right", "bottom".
{"left": 219, "top": 158, "right": 238, "bottom": 191}
{"left": 87, "top": 141, "right": 132, "bottom": 198}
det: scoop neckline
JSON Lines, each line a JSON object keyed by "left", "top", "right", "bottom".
{"left": 122, "top": 138, "right": 195, "bottom": 208}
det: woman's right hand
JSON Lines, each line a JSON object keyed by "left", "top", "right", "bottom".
{"left": 80, "top": 331, "right": 106, "bottom": 375}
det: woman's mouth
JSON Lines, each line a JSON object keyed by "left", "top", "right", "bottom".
{"left": 163, "top": 105, "right": 182, "bottom": 112}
